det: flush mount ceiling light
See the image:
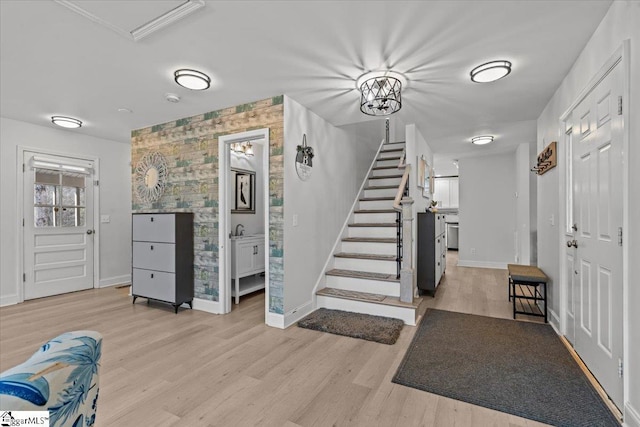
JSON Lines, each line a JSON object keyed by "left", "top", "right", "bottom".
{"left": 51, "top": 116, "right": 82, "bottom": 129}
{"left": 356, "top": 71, "right": 407, "bottom": 116}
{"left": 471, "top": 135, "right": 494, "bottom": 145}
{"left": 470, "top": 60, "right": 512, "bottom": 83}
{"left": 174, "top": 69, "right": 210, "bottom": 90}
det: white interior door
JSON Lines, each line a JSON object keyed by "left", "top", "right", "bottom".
{"left": 23, "top": 152, "right": 95, "bottom": 299}
{"left": 570, "top": 61, "right": 623, "bottom": 408}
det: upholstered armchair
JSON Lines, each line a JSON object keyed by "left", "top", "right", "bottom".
{"left": 0, "top": 330, "right": 102, "bottom": 427}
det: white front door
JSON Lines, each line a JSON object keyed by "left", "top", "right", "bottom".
{"left": 23, "top": 152, "right": 95, "bottom": 299}
{"left": 570, "top": 60, "right": 623, "bottom": 408}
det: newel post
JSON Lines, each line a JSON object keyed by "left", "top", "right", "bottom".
{"left": 400, "top": 197, "right": 414, "bottom": 303}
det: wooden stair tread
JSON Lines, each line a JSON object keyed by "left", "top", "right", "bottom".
{"left": 369, "top": 175, "right": 403, "bottom": 179}
{"left": 376, "top": 156, "right": 401, "bottom": 161}
{"left": 365, "top": 185, "right": 398, "bottom": 190}
{"left": 359, "top": 197, "right": 394, "bottom": 201}
{"left": 372, "top": 165, "right": 400, "bottom": 170}
{"left": 325, "top": 268, "right": 399, "bottom": 282}
{"left": 379, "top": 148, "right": 404, "bottom": 153}
{"left": 342, "top": 237, "right": 396, "bottom": 243}
{"left": 354, "top": 209, "right": 396, "bottom": 213}
{"left": 317, "top": 287, "right": 422, "bottom": 309}
{"left": 334, "top": 252, "right": 396, "bottom": 261}
{"left": 383, "top": 141, "right": 406, "bottom": 146}
{"left": 348, "top": 222, "right": 396, "bottom": 227}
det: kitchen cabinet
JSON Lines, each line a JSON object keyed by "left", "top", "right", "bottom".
{"left": 433, "top": 177, "right": 459, "bottom": 208}
{"left": 231, "top": 235, "right": 265, "bottom": 304}
{"left": 132, "top": 213, "right": 194, "bottom": 313}
{"left": 417, "top": 212, "right": 447, "bottom": 295}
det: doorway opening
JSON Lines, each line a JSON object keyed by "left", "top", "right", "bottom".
{"left": 218, "top": 129, "right": 270, "bottom": 317}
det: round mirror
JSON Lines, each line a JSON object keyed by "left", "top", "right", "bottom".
{"left": 135, "top": 152, "right": 168, "bottom": 203}
{"left": 144, "top": 167, "right": 159, "bottom": 188}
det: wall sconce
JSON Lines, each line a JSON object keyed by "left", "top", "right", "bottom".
{"left": 231, "top": 141, "right": 254, "bottom": 157}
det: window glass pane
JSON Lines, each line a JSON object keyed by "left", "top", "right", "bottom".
{"left": 62, "top": 186, "right": 82, "bottom": 206}
{"left": 34, "top": 184, "right": 58, "bottom": 205}
{"left": 34, "top": 207, "right": 58, "bottom": 227}
{"left": 60, "top": 207, "right": 77, "bottom": 227}
{"left": 77, "top": 208, "right": 85, "bottom": 226}
{"left": 35, "top": 170, "right": 60, "bottom": 185}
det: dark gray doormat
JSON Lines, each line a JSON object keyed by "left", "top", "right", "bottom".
{"left": 392, "top": 309, "right": 620, "bottom": 426}
{"left": 297, "top": 308, "right": 404, "bottom": 345}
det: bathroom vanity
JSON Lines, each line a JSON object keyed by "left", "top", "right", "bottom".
{"left": 230, "top": 235, "right": 265, "bottom": 304}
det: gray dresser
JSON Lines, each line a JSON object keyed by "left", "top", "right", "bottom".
{"left": 416, "top": 211, "right": 447, "bottom": 295}
{"left": 132, "top": 213, "right": 194, "bottom": 313}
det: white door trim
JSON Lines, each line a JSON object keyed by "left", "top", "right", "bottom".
{"left": 16, "top": 145, "right": 101, "bottom": 303}
{"left": 558, "top": 39, "right": 630, "bottom": 412}
{"left": 218, "top": 128, "right": 270, "bottom": 317}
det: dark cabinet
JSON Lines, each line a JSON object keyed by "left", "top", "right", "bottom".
{"left": 417, "top": 212, "right": 446, "bottom": 295}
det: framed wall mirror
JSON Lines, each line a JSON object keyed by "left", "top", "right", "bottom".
{"left": 231, "top": 168, "right": 255, "bottom": 213}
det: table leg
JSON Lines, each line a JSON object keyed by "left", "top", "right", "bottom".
{"left": 512, "top": 281, "right": 516, "bottom": 319}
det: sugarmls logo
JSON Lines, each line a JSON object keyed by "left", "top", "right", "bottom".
{"left": 0, "top": 411, "right": 49, "bottom": 426}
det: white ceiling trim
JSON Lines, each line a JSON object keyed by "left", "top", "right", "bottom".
{"left": 54, "top": 0, "right": 205, "bottom": 42}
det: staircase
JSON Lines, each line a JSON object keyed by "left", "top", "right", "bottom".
{"left": 316, "top": 141, "right": 422, "bottom": 325}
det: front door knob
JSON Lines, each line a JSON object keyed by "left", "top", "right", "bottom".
{"left": 566, "top": 239, "right": 578, "bottom": 248}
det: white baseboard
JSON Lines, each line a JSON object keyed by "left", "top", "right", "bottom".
{"left": 283, "top": 301, "right": 314, "bottom": 329}
{"left": 192, "top": 297, "right": 222, "bottom": 314}
{"left": 456, "top": 260, "right": 508, "bottom": 269}
{"left": 98, "top": 274, "right": 131, "bottom": 288}
{"left": 0, "top": 295, "right": 19, "bottom": 307}
{"left": 266, "top": 311, "right": 285, "bottom": 329}
{"left": 548, "top": 308, "right": 561, "bottom": 332}
{"left": 625, "top": 402, "right": 640, "bottom": 427}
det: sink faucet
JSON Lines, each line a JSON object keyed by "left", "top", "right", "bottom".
{"left": 235, "top": 224, "right": 244, "bottom": 236}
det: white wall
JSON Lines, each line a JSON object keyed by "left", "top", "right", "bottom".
{"left": 515, "top": 143, "right": 532, "bottom": 265}
{"left": 458, "top": 152, "right": 516, "bottom": 269}
{"left": 230, "top": 143, "right": 265, "bottom": 236}
{"left": 283, "top": 96, "right": 378, "bottom": 315}
{"left": 405, "top": 124, "right": 434, "bottom": 275}
{"left": 0, "top": 117, "right": 131, "bottom": 305}
{"left": 536, "top": 2, "right": 640, "bottom": 421}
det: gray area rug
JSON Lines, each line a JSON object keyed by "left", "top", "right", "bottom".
{"left": 392, "top": 309, "right": 620, "bottom": 426}
{"left": 298, "top": 308, "right": 404, "bottom": 345}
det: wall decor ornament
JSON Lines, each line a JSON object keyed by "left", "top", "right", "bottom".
{"left": 134, "top": 152, "right": 168, "bottom": 203}
{"left": 231, "top": 168, "right": 256, "bottom": 213}
{"left": 295, "top": 134, "right": 314, "bottom": 181}
{"left": 531, "top": 141, "right": 557, "bottom": 175}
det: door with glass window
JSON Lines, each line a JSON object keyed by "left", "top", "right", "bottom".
{"left": 23, "top": 152, "right": 95, "bottom": 299}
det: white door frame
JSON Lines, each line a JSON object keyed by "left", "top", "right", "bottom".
{"left": 558, "top": 40, "right": 630, "bottom": 409}
{"left": 16, "top": 145, "right": 101, "bottom": 303}
{"left": 218, "top": 128, "right": 270, "bottom": 316}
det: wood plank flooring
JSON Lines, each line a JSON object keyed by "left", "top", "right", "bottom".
{"left": 0, "top": 252, "right": 549, "bottom": 427}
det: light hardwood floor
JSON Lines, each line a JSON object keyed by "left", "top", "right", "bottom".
{"left": 0, "top": 252, "right": 549, "bottom": 427}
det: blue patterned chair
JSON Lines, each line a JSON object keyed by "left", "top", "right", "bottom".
{"left": 0, "top": 331, "right": 102, "bottom": 427}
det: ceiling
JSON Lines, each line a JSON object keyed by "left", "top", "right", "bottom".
{"left": 1, "top": 0, "right": 612, "bottom": 164}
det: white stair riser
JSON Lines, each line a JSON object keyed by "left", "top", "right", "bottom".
{"left": 359, "top": 200, "right": 394, "bottom": 210}
{"left": 341, "top": 241, "right": 397, "bottom": 255}
{"left": 348, "top": 226, "right": 396, "bottom": 239}
{"left": 317, "top": 295, "right": 416, "bottom": 325}
{"left": 333, "top": 257, "right": 396, "bottom": 274}
{"left": 377, "top": 151, "right": 402, "bottom": 159}
{"left": 376, "top": 158, "right": 401, "bottom": 168}
{"left": 369, "top": 177, "right": 402, "bottom": 187}
{"left": 371, "top": 168, "right": 403, "bottom": 177}
{"left": 325, "top": 275, "right": 400, "bottom": 297}
{"left": 364, "top": 188, "right": 397, "bottom": 198}
{"left": 354, "top": 212, "right": 397, "bottom": 223}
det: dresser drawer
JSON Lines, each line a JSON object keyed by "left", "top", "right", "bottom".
{"left": 132, "top": 268, "right": 176, "bottom": 303}
{"left": 133, "top": 214, "right": 175, "bottom": 243}
{"left": 132, "top": 242, "right": 175, "bottom": 272}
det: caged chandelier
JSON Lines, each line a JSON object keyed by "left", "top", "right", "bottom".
{"left": 357, "top": 71, "right": 406, "bottom": 116}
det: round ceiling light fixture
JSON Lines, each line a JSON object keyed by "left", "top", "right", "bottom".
{"left": 356, "top": 70, "right": 407, "bottom": 116}
{"left": 471, "top": 135, "right": 494, "bottom": 145}
{"left": 51, "top": 116, "right": 82, "bottom": 129}
{"left": 470, "top": 60, "right": 512, "bottom": 83}
{"left": 174, "top": 68, "right": 211, "bottom": 90}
